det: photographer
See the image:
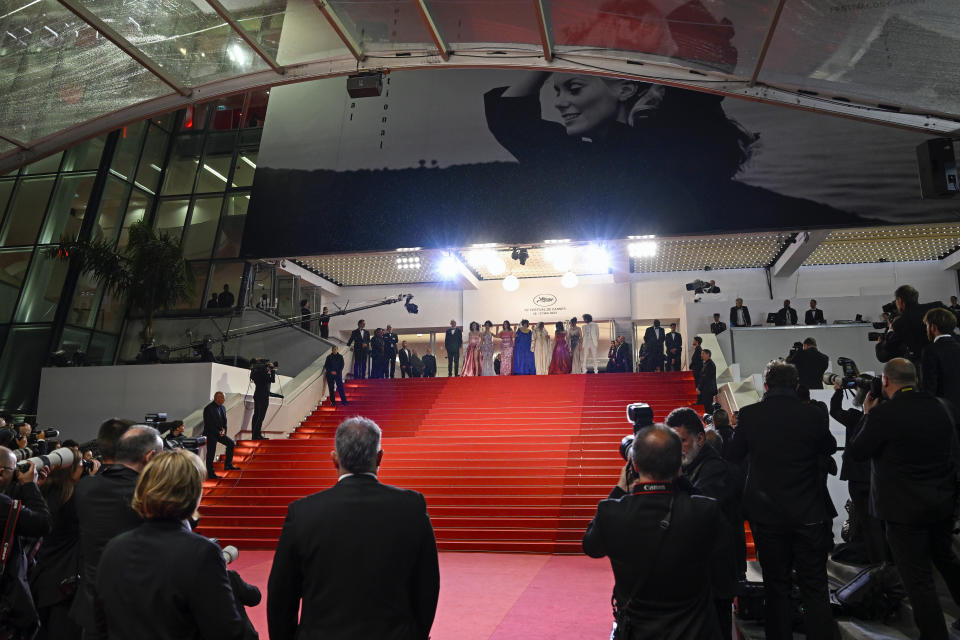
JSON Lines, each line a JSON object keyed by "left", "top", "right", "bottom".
{"left": 0, "top": 450, "right": 51, "bottom": 639}
{"left": 848, "top": 358, "right": 960, "bottom": 640}
{"left": 250, "top": 361, "right": 277, "bottom": 440}
{"left": 786, "top": 337, "right": 829, "bottom": 390}
{"left": 95, "top": 449, "right": 248, "bottom": 639}
{"left": 583, "top": 425, "right": 735, "bottom": 639}
{"left": 875, "top": 284, "right": 946, "bottom": 365}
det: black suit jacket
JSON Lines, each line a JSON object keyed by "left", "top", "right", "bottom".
{"left": 615, "top": 342, "right": 632, "bottom": 372}
{"left": 665, "top": 331, "right": 682, "bottom": 354}
{"left": 267, "top": 475, "right": 440, "bottom": 640}
{"left": 876, "top": 301, "right": 946, "bottom": 363}
{"left": 203, "top": 401, "right": 227, "bottom": 437}
{"left": 0, "top": 482, "right": 51, "bottom": 633}
{"left": 848, "top": 388, "right": 960, "bottom": 524}
{"left": 804, "top": 308, "right": 825, "bottom": 325}
{"left": 643, "top": 326, "right": 665, "bottom": 355}
{"left": 96, "top": 520, "right": 245, "bottom": 640}
{"left": 729, "top": 306, "right": 751, "bottom": 327}
{"left": 690, "top": 346, "right": 703, "bottom": 382}
{"left": 922, "top": 336, "right": 960, "bottom": 412}
{"left": 830, "top": 389, "right": 869, "bottom": 483}
{"left": 788, "top": 347, "right": 829, "bottom": 389}
{"left": 323, "top": 353, "right": 344, "bottom": 375}
{"left": 347, "top": 328, "right": 370, "bottom": 352}
{"left": 250, "top": 367, "right": 275, "bottom": 399}
{"left": 710, "top": 321, "right": 727, "bottom": 335}
{"left": 774, "top": 307, "right": 798, "bottom": 326}
{"left": 444, "top": 327, "right": 462, "bottom": 352}
{"left": 71, "top": 466, "right": 143, "bottom": 633}
{"left": 726, "top": 389, "right": 837, "bottom": 526}
{"left": 398, "top": 348, "right": 412, "bottom": 367}
{"left": 697, "top": 359, "right": 717, "bottom": 399}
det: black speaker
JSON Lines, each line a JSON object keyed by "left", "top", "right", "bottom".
{"left": 916, "top": 137, "right": 958, "bottom": 199}
{"left": 346, "top": 73, "right": 383, "bottom": 99}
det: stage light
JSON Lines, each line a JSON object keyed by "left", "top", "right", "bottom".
{"left": 561, "top": 271, "right": 578, "bottom": 288}
{"left": 582, "top": 245, "right": 610, "bottom": 272}
{"left": 502, "top": 275, "right": 520, "bottom": 291}
{"left": 545, "top": 244, "right": 572, "bottom": 271}
{"left": 488, "top": 256, "right": 506, "bottom": 276}
{"left": 437, "top": 254, "right": 460, "bottom": 279}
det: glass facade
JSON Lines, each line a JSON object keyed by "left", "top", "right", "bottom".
{"left": 0, "top": 91, "right": 263, "bottom": 414}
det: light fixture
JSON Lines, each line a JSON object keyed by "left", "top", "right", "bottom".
{"left": 502, "top": 275, "right": 519, "bottom": 291}
{"left": 437, "top": 254, "right": 460, "bottom": 279}
{"left": 510, "top": 247, "right": 529, "bottom": 265}
{"left": 545, "top": 244, "right": 572, "bottom": 271}
{"left": 582, "top": 244, "right": 610, "bottom": 272}
{"left": 488, "top": 256, "right": 506, "bottom": 276}
{"left": 561, "top": 271, "right": 578, "bottom": 288}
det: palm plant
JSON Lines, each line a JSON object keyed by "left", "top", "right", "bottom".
{"left": 48, "top": 220, "right": 194, "bottom": 343}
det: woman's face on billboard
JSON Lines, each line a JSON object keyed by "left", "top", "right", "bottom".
{"left": 552, "top": 74, "right": 635, "bottom": 138}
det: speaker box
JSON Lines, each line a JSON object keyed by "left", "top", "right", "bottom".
{"left": 346, "top": 73, "right": 383, "bottom": 98}
{"left": 916, "top": 137, "right": 958, "bottom": 199}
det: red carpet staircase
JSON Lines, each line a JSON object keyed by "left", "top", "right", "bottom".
{"left": 199, "top": 373, "right": 752, "bottom": 555}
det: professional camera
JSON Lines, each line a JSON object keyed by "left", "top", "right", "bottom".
{"left": 15, "top": 446, "right": 80, "bottom": 473}
{"left": 250, "top": 358, "right": 278, "bottom": 371}
{"left": 685, "top": 279, "right": 720, "bottom": 294}
{"left": 823, "top": 357, "right": 883, "bottom": 402}
{"left": 206, "top": 537, "right": 240, "bottom": 565}
{"left": 788, "top": 341, "right": 803, "bottom": 359}
{"left": 881, "top": 301, "right": 898, "bottom": 315}
{"left": 620, "top": 403, "right": 655, "bottom": 485}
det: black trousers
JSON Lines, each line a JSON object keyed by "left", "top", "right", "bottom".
{"left": 251, "top": 395, "right": 268, "bottom": 438}
{"left": 886, "top": 518, "right": 960, "bottom": 640}
{"left": 848, "top": 480, "right": 887, "bottom": 564}
{"left": 400, "top": 364, "right": 410, "bottom": 378}
{"left": 446, "top": 349, "right": 459, "bottom": 377}
{"left": 752, "top": 520, "right": 836, "bottom": 640}
{"left": 204, "top": 432, "right": 235, "bottom": 476}
{"left": 667, "top": 351, "right": 681, "bottom": 371}
{"left": 352, "top": 349, "right": 367, "bottom": 378}
{"left": 320, "top": 324, "right": 328, "bottom": 338}
{"left": 327, "top": 372, "right": 346, "bottom": 404}
{"left": 388, "top": 351, "right": 397, "bottom": 377}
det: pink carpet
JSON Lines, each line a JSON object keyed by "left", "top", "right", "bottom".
{"left": 231, "top": 550, "right": 615, "bottom": 639}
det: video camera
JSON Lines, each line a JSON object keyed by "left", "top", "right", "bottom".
{"left": 823, "top": 357, "right": 882, "bottom": 402}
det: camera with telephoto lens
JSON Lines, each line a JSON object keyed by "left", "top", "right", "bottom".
{"left": 823, "top": 357, "right": 882, "bottom": 404}
{"left": 620, "top": 403, "right": 655, "bottom": 484}
{"left": 15, "top": 446, "right": 80, "bottom": 474}
{"left": 867, "top": 302, "right": 899, "bottom": 342}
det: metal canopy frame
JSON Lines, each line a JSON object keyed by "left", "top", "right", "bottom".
{"left": 313, "top": 0, "right": 365, "bottom": 61}
{"left": 749, "top": 0, "right": 787, "bottom": 86}
{"left": 414, "top": 0, "right": 449, "bottom": 61}
{"left": 0, "top": 132, "right": 28, "bottom": 150}
{"left": 202, "top": 0, "right": 286, "bottom": 75}
{"left": 532, "top": 0, "right": 554, "bottom": 62}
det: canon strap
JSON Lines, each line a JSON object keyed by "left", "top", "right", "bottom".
{"left": 0, "top": 499, "right": 22, "bottom": 577}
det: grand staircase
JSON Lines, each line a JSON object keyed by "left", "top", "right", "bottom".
{"left": 198, "top": 372, "right": 745, "bottom": 554}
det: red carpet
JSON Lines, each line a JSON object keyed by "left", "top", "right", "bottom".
{"left": 230, "top": 550, "right": 615, "bottom": 639}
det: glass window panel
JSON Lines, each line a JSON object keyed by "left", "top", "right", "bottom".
{"left": 0, "top": 249, "right": 33, "bottom": 323}
{"left": 22, "top": 152, "right": 63, "bottom": 175}
{"left": 428, "top": 0, "right": 541, "bottom": 46}
{"left": 58, "top": 326, "right": 91, "bottom": 358}
{"left": 0, "top": 140, "right": 14, "bottom": 157}
{"left": 0, "top": 0, "right": 170, "bottom": 144}
{"left": 68, "top": 270, "right": 103, "bottom": 329}
{"left": 152, "top": 114, "right": 173, "bottom": 133}
{"left": 175, "top": 262, "right": 209, "bottom": 310}
{"left": 210, "top": 94, "right": 246, "bottom": 131}
{"left": 38, "top": 174, "right": 96, "bottom": 244}
{"left": 93, "top": 177, "right": 130, "bottom": 246}
{"left": 243, "top": 90, "right": 269, "bottom": 128}
{"left": 61, "top": 136, "right": 106, "bottom": 172}
{"left": 117, "top": 190, "right": 152, "bottom": 251}
{"left": 227, "top": 0, "right": 286, "bottom": 60}
{"left": 328, "top": 0, "right": 434, "bottom": 52}
{"left": 233, "top": 151, "right": 257, "bottom": 188}
{"left": 161, "top": 136, "right": 203, "bottom": 195}
{"left": 14, "top": 251, "right": 69, "bottom": 323}
{"left": 86, "top": 332, "right": 118, "bottom": 365}
{"left": 111, "top": 121, "right": 148, "bottom": 182}
{"left": 95, "top": 290, "right": 126, "bottom": 334}
{"left": 182, "top": 197, "right": 222, "bottom": 260}
{"left": 197, "top": 154, "right": 234, "bottom": 193}
{"left": 215, "top": 194, "right": 248, "bottom": 258}
{"left": 0, "top": 326, "right": 51, "bottom": 412}
{"left": 134, "top": 125, "right": 170, "bottom": 194}
{"left": 0, "top": 181, "right": 14, "bottom": 220}
{"left": 208, "top": 262, "right": 245, "bottom": 310}
{"left": 0, "top": 177, "right": 55, "bottom": 247}
{"left": 155, "top": 199, "right": 190, "bottom": 242}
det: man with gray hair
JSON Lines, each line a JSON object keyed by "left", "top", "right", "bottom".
{"left": 268, "top": 417, "right": 440, "bottom": 640}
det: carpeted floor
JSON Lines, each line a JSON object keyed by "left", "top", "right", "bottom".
{"left": 231, "top": 550, "right": 615, "bottom": 639}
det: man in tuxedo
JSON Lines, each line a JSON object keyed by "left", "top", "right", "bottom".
{"left": 805, "top": 299, "right": 826, "bottom": 325}
{"left": 398, "top": 340, "right": 413, "bottom": 378}
{"left": 922, "top": 307, "right": 960, "bottom": 411}
{"left": 614, "top": 336, "right": 632, "bottom": 373}
{"left": 725, "top": 361, "right": 837, "bottom": 640}
{"left": 323, "top": 346, "right": 347, "bottom": 406}
{"left": 786, "top": 337, "right": 829, "bottom": 389}
{"left": 202, "top": 391, "right": 239, "bottom": 479}
{"left": 696, "top": 350, "right": 717, "bottom": 407}
{"left": 848, "top": 358, "right": 960, "bottom": 640}
{"left": 710, "top": 313, "right": 727, "bottom": 335}
{"left": 642, "top": 320, "right": 666, "bottom": 372}
{"left": 347, "top": 319, "right": 370, "bottom": 379}
{"left": 444, "top": 320, "right": 462, "bottom": 377}
{"left": 689, "top": 336, "right": 703, "bottom": 386}
{"left": 422, "top": 348, "right": 437, "bottom": 378}
{"left": 729, "top": 298, "right": 751, "bottom": 327}
{"left": 384, "top": 325, "right": 399, "bottom": 378}
{"left": 267, "top": 417, "right": 440, "bottom": 640}
{"left": 665, "top": 323, "right": 682, "bottom": 372}
{"left": 774, "top": 300, "right": 798, "bottom": 326}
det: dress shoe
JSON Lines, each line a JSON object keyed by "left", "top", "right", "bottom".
{"left": 253, "top": 435, "right": 269, "bottom": 441}
{"left": 224, "top": 465, "right": 241, "bottom": 471}
{"left": 207, "top": 474, "right": 221, "bottom": 480}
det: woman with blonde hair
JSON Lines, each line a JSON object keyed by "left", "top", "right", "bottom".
{"left": 95, "top": 449, "right": 249, "bottom": 639}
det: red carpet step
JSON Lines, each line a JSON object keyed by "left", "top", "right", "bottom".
{"left": 198, "top": 373, "right": 749, "bottom": 555}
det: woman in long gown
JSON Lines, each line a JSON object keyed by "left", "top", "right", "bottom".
{"left": 460, "top": 321, "right": 482, "bottom": 376}
{"left": 480, "top": 320, "right": 496, "bottom": 376}
{"left": 512, "top": 319, "right": 536, "bottom": 375}
{"left": 532, "top": 322, "right": 552, "bottom": 375}
{"left": 497, "top": 321, "right": 515, "bottom": 376}
{"left": 568, "top": 317, "right": 583, "bottom": 375}
{"left": 549, "top": 321, "right": 572, "bottom": 374}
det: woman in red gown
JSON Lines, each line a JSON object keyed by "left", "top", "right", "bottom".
{"left": 548, "top": 320, "right": 572, "bottom": 374}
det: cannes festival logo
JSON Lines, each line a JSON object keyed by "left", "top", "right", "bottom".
{"left": 533, "top": 294, "right": 557, "bottom": 307}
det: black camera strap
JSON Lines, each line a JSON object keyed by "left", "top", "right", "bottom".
{"left": 0, "top": 499, "right": 22, "bottom": 578}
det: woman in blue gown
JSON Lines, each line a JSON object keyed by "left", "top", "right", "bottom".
{"left": 512, "top": 319, "right": 536, "bottom": 375}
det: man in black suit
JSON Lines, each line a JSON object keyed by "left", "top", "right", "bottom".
{"left": 875, "top": 285, "right": 948, "bottom": 365}
{"left": 950, "top": 295, "right": 960, "bottom": 313}
{"left": 250, "top": 361, "right": 276, "bottom": 440}
{"left": 689, "top": 336, "right": 703, "bottom": 386}
{"left": 787, "top": 337, "right": 830, "bottom": 389}
{"left": 217, "top": 283, "right": 234, "bottom": 309}
{"left": 710, "top": 313, "right": 727, "bottom": 335}
{"left": 202, "top": 392, "right": 239, "bottom": 479}
{"left": 384, "top": 325, "right": 399, "bottom": 378}
{"left": 267, "top": 417, "right": 440, "bottom": 640}
{"left": 729, "top": 298, "right": 751, "bottom": 327}
{"left": 805, "top": 299, "right": 826, "bottom": 325}
{"left": 324, "top": 346, "right": 347, "bottom": 406}
{"left": 774, "top": 299, "right": 798, "bottom": 326}
{"left": 422, "top": 348, "right": 437, "bottom": 378}
{"left": 922, "top": 308, "right": 960, "bottom": 412}
{"left": 848, "top": 358, "right": 960, "bottom": 640}
{"left": 347, "top": 319, "right": 370, "bottom": 379}
{"left": 614, "top": 336, "right": 632, "bottom": 373}
{"left": 444, "top": 320, "right": 462, "bottom": 377}
{"left": 664, "top": 323, "right": 682, "bottom": 372}
{"left": 300, "top": 299, "right": 311, "bottom": 331}
{"left": 725, "top": 361, "right": 837, "bottom": 640}
{"left": 642, "top": 320, "right": 665, "bottom": 372}
{"left": 71, "top": 426, "right": 163, "bottom": 638}
{"left": 583, "top": 425, "right": 735, "bottom": 639}
{"left": 370, "top": 328, "right": 387, "bottom": 379}
{"left": 397, "top": 340, "right": 413, "bottom": 378}
{"left": 696, "top": 349, "right": 717, "bottom": 407}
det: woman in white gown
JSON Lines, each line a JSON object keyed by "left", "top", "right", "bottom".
{"left": 532, "top": 321, "right": 552, "bottom": 375}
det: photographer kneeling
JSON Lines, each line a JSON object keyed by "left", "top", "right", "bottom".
{"left": 583, "top": 425, "right": 735, "bottom": 639}
{"left": 95, "top": 449, "right": 249, "bottom": 639}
